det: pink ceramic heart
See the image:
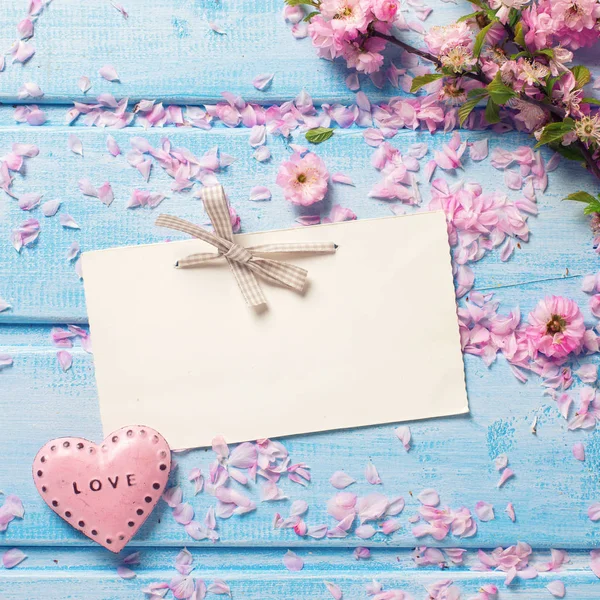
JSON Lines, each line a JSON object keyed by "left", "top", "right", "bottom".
{"left": 33, "top": 425, "right": 171, "bottom": 553}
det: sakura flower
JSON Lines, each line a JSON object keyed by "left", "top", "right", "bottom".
{"left": 525, "top": 296, "right": 585, "bottom": 359}
{"left": 276, "top": 151, "right": 329, "bottom": 206}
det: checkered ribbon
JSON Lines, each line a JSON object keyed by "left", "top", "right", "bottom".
{"left": 155, "top": 185, "right": 337, "bottom": 307}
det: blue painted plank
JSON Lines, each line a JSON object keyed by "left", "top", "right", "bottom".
{"left": 0, "top": 0, "right": 467, "bottom": 105}
{"left": 1, "top": 0, "right": 597, "bottom": 106}
{"left": 0, "top": 546, "right": 599, "bottom": 599}
{"left": 2, "top": 273, "right": 600, "bottom": 549}
{"left": 0, "top": 123, "right": 598, "bottom": 323}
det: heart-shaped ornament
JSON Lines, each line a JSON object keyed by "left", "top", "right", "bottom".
{"left": 33, "top": 425, "right": 171, "bottom": 553}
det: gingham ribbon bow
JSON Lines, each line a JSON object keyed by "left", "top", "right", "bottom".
{"left": 155, "top": 185, "right": 337, "bottom": 308}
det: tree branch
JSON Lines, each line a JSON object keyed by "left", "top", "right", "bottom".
{"left": 374, "top": 31, "right": 600, "bottom": 183}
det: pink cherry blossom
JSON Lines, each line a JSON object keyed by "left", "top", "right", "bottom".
{"left": 525, "top": 296, "right": 585, "bottom": 359}
{"left": 276, "top": 152, "right": 329, "bottom": 206}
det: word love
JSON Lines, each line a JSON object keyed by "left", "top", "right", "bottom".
{"left": 33, "top": 425, "right": 171, "bottom": 553}
{"left": 72, "top": 473, "right": 136, "bottom": 494}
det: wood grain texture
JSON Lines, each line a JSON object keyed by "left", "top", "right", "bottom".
{"left": 0, "top": 122, "right": 598, "bottom": 323}
{"left": 2, "top": 0, "right": 600, "bottom": 597}
{"left": 0, "top": 547, "right": 599, "bottom": 599}
{"left": 0, "top": 0, "right": 598, "bottom": 106}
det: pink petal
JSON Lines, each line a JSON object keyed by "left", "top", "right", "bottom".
{"left": 98, "top": 182, "right": 114, "bottom": 206}
{"left": 56, "top": 350, "right": 73, "bottom": 372}
{"left": 506, "top": 502, "right": 516, "bottom": 522}
{"left": 106, "top": 135, "right": 121, "bottom": 156}
{"left": 12, "top": 143, "right": 39, "bottom": 157}
{"left": 588, "top": 502, "right": 600, "bottom": 521}
{"left": 0, "top": 298, "right": 11, "bottom": 313}
{"left": 497, "top": 468, "right": 514, "bottom": 488}
{"left": 78, "top": 76, "right": 91, "bottom": 93}
{"left": 365, "top": 462, "right": 382, "bottom": 485}
{"left": 252, "top": 73, "right": 274, "bottom": 90}
{"left": 576, "top": 364, "right": 598, "bottom": 383}
{"left": 99, "top": 65, "right": 120, "bottom": 82}
{"left": 78, "top": 178, "right": 98, "bottom": 197}
{"left": 331, "top": 173, "right": 354, "bottom": 186}
{"left": 591, "top": 550, "right": 600, "bottom": 578}
{"left": 417, "top": 488, "right": 439, "bottom": 507}
{"left": 207, "top": 579, "right": 230, "bottom": 595}
{"left": 475, "top": 501, "right": 495, "bottom": 522}
{"left": 175, "top": 548, "right": 194, "bottom": 575}
{"left": 394, "top": 425, "right": 411, "bottom": 450}
{"left": 504, "top": 170, "right": 523, "bottom": 190}
{"left": 546, "top": 580, "right": 565, "bottom": 598}
{"left": 2, "top": 548, "right": 26, "bottom": 569}
{"left": 295, "top": 215, "right": 320, "bottom": 226}
{"left": 18, "top": 193, "right": 42, "bottom": 211}
{"left": 573, "top": 442, "right": 585, "bottom": 461}
{"left": 122, "top": 551, "right": 140, "bottom": 565}
{"left": 228, "top": 442, "right": 257, "bottom": 468}
{"left": 68, "top": 134, "right": 84, "bottom": 156}
{"left": 59, "top": 214, "right": 80, "bottom": 229}
{"left": 329, "top": 471, "right": 355, "bottom": 489}
{"left": 42, "top": 200, "right": 61, "bottom": 217}
{"left": 355, "top": 524, "right": 377, "bottom": 539}
{"left": 0, "top": 353, "right": 14, "bottom": 369}
{"left": 170, "top": 574, "right": 195, "bottom": 599}
{"left": 254, "top": 146, "right": 270, "bottom": 162}
{"left": 162, "top": 486, "right": 183, "bottom": 508}
{"left": 173, "top": 502, "right": 195, "bottom": 525}
{"left": 283, "top": 550, "right": 304, "bottom": 572}
{"left": 11, "top": 40, "right": 35, "bottom": 64}
{"left": 249, "top": 186, "right": 271, "bottom": 201}
{"left": 209, "top": 22, "right": 226, "bottom": 34}
{"left": 494, "top": 454, "right": 508, "bottom": 471}
{"left": 324, "top": 581, "right": 343, "bottom": 600}
{"left": 117, "top": 566, "right": 136, "bottom": 579}
{"left": 354, "top": 547, "right": 370, "bottom": 559}
{"left": 469, "top": 139, "right": 489, "bottom": 161}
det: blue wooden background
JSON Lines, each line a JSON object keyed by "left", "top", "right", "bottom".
{"left": 2, "top": 0, "right": 600, "bottom": 598}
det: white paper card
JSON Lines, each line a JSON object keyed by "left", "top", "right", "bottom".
{"left": 82, "top": 212, "right": 468, "bottom": 449}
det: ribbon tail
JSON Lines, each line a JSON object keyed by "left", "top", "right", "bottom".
{"left": 249, "top": 258, "right": 308, "bottom": 293}
{"left": 228, "top": 260, "right": 267, "bottom": 307}
{"left": 248, "top": 242, "right": 337, "bottom": 255}
{"left": 175, "top": 253, "right": 222, "bottom": 268}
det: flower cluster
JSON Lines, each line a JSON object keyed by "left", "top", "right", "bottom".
{"left": 288, "top": 0, "right": 600, "bottom": 217}
{"left": 305, "top": 0, "right": 401, "bottom": 74}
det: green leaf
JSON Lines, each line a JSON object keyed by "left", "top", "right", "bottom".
{"left": 535, "top": 48, "right": 554, "bottom": 59}
{"left": 303, "top": 10, "right": 319, "bottom": 21}
{"left": 457, "top": 10, "right": 482, "bottom": 22}
{"left": 514, "top": 22, "right": 525, "bottom": 48}
{"left": 583, "top": 97, "right": 600, "bottom": 106}
{"left": 305, "top": 127, "right": 334, "bottom": 144}
{"left": 459, "top": 96, "right": 482, "bottom": 126}
{"left": 564, "top": 191, "right": 598, "bottom": 204}
{"left": 571, "top": 65, "right": 591, "bottom": 88}
{"left": 551, "top": 141, "right": 585, "bottom": 162}
{"left": 486, "top": 72, "right": 517, "bottom": 104}
{"left": 485, "top": 98, "right": 500, "bottom": 124}
{"left": 285, "top": 0, "right": 318, "bottom": 5}
{"left": 534, "top": 118, "right": 575, "bottom": 148}
{"left": 410, "top": 73, "right": 444, "bottom": 93}
{"left": 584, "top": 200, "right": 600, "bottom": 215}
{"left": 473, "top": 21, "right": 495, "bottom": 58}
{"left": 544, "top": 75, "right": 560, "bottom": 96}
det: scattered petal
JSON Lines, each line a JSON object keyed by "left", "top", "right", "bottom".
{"left": 329, "top": 471, "right": 355, "bottom": 489}
{"left": 99, "top": 65, "right": 120, "bottom": 82}
{"left": 283, "top": 550, "right": 304, "bottom": 572}
{"left": 2, "top": 549, "right": 26, "bottom": 569}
